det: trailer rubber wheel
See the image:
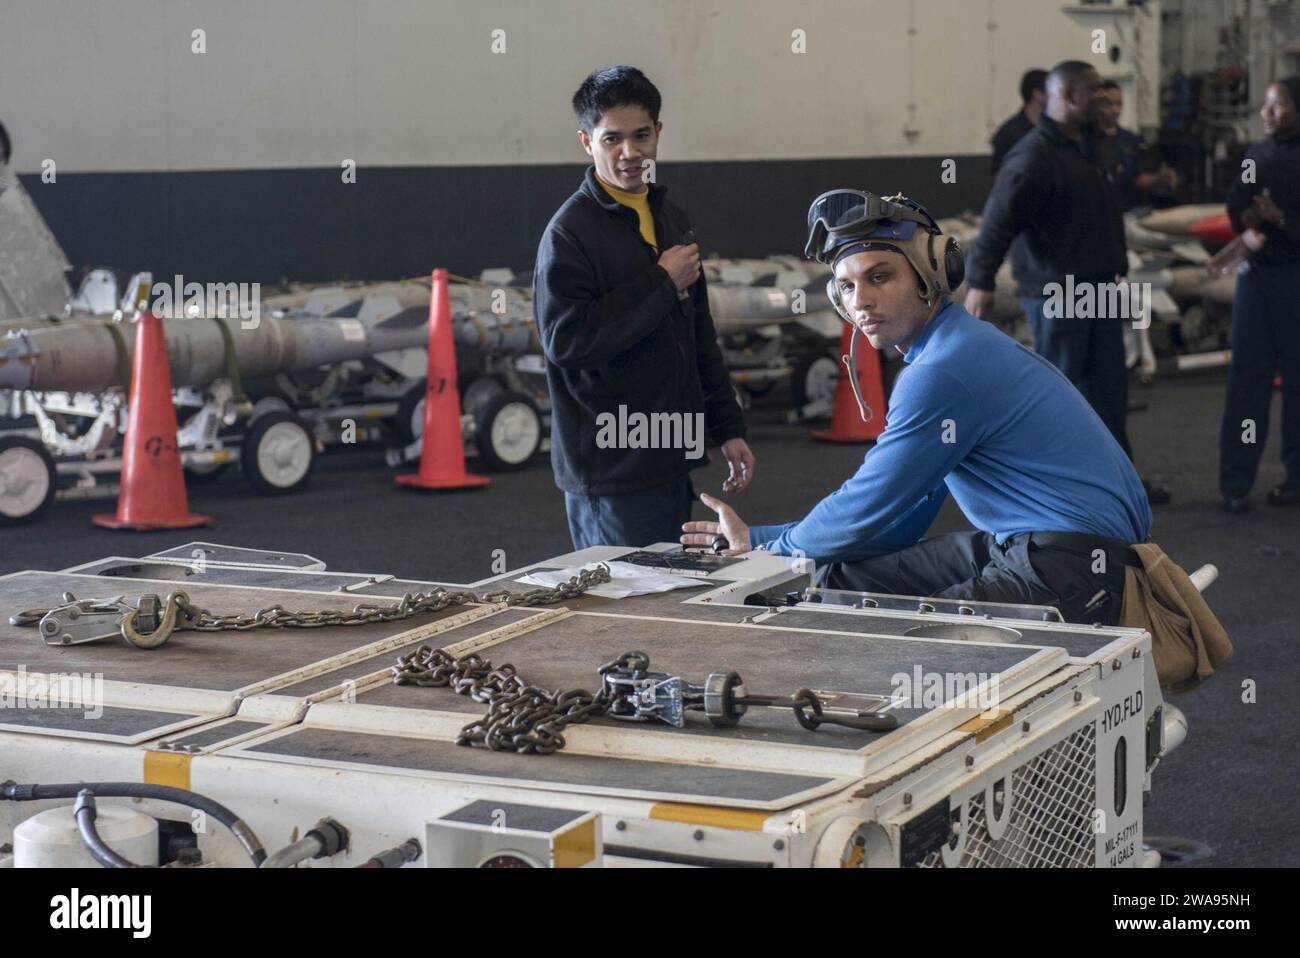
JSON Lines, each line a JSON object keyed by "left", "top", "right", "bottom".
{"left": 395, "top": 380, "right": 427, "bottom": 446}
{"left": 791, "top": 352, "right": 840, "bottom": 409}
{"left": 241, "top": 411, "right": 315, "bottom": 495}
{"left": 184, "top": 460, "right": 232, "bottom": 484}
{"left": 474, "top": 391, "right": 541, "bottom": 472}
{"left": 0, "top": 435, "right": 58, "bottom": 525}
{"left": 398, "top": 377, "right": 504, "bottom": 446}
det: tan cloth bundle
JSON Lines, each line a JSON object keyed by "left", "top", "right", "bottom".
{"left": 1121, "top": 542, "right": 1234, "bottom": 693}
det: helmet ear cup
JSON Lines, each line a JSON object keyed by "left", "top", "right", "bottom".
{"left": 826, "top": 277, "right": 852, "bottom": 322}
{"left": 920, "top": 233, "right": 965, "bottom": 295}
{"left": 944, "top": 236, "right": 966, "bottom": 292}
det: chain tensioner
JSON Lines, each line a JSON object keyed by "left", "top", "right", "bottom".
{"left": 391, "top": 646, "right": 898, "bottom": 755}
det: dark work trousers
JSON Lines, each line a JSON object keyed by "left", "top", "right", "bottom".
{"left": 821, "top": 530, "right": 1131, "bottom": 626}
{"left": 565, "top": 474, "right": 695, "bottom": 550}
{"left": 1020, "top": 297, "right": 1133, "bottom": 458}
{"left": 1218, "top": 259, "right": 1300, "bottom": 497}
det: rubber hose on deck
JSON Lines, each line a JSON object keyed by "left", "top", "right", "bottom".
{"left": 358, "top": 838, "right": 422, "bottom": 868}
{"left": 2, "top": 780, "right": 266, "bottom": 866}
{"left": 262, "top": 835, "right": 323, "bottom": 869}
{"left": 74, "top": 790, "right": 142, "bottom": 869}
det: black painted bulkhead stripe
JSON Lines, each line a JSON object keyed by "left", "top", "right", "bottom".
{"left": 20, "top": 155, "right": 991, "bottom": 284}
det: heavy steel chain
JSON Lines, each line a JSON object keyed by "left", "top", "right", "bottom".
{"left": 177, "top": 563, "right": 613, "bottom": 633}
{"left": 391, "top": 647, "right": 647, "bottom": 755}
{"left": 12, "top": 565, "right": 612, "bottom": 649}
{"left": 476, "top": 565, "right": 613, "bottom": 607}
{"left": 172, "top": 590, "right": 477, "bottom": 632}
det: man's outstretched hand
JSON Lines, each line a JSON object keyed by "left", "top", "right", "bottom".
{"left": 681, "top": 492, "right": 751, "bottom": 556}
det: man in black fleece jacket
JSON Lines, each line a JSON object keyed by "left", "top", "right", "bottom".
{"left": 534, "top": 66, "right": 753, "bottom": 549}
{"left": 965, "top": 60, "right": 1168, "bottom": 506}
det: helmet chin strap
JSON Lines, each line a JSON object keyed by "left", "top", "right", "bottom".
{"left": 842, "top": 326, "right": 874, "bottom": 424}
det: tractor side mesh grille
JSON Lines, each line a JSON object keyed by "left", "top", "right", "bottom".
{"left": 917, "top": 722, "right": 1097, "bottom": 868}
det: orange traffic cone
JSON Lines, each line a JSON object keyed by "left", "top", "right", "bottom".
{"left": 93, "top": 310, "right": 212, "bottom": 530}
{"left": 395, "top": 269, "right": 490, "bottom": 492}
{"left": 811, "top": 324, "right": 887, "bottom": 443}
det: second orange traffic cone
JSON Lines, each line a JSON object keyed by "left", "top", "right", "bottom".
{"left": 811, "top": 324, "right": 887, "bottom": 443}
{"left": 395, "top": 269, "right": 490, "bottom": 492}
{"left": 93, "top": 309, "right": 213, "bottom": 530}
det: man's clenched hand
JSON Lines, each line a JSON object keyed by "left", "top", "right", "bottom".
{"left": 658, "top": 243, "right": 701, "bottom": 292}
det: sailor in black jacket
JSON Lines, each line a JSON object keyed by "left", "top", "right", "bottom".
{"left": 1219, "top": 77, "right": 1300, "bottom": 512}
{"left": 534, "top": 66, "right": 753, "bottom": 549}
{"left": 965, "top": 60, "right": 1168, "bottom": 506}
{"left": 1095, "top": 81, "right": 1179, "bottom": 212}
{"left": 966, "top": 64, "right": 1128, "bottom": 311}
{"left": 990, "top": 69, "right": 1046, "bottom": 178}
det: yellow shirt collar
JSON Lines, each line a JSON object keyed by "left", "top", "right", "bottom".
{"left": 597, "top": 175, "right": 651, "bottom": 205}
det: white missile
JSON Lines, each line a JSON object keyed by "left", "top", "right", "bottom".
{"left": 0, "top": 312, "right": 433, "bottom": 393}
{"left": 1168, "top": 266, "right": 1236, "bottom": 304}
{"left": 1136, "top": 205, "right": 1225, "bottom": 237}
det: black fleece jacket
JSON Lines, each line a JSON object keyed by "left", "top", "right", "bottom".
{"left": 967, "top": 115, "right": 1128, "bottom": 295}
{"left": 533, "top": 167, "right": 746, "bottom": 496}
{"left": 1227, "top": 128, "right": 1300, "bottom": 267}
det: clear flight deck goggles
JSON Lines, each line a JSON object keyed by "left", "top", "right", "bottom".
{"left": 804, "top": 190, "right": 941, "bottom": 264}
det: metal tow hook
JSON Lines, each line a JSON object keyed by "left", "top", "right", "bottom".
{"left": 119, "top": 593, "right": 184, "bottom": 649}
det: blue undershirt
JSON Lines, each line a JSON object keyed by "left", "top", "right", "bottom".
{"left": 748, "top": 300, "right": 1151, "bottom": 562}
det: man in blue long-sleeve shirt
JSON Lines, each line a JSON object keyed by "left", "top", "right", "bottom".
{"left": 682, "top": 190, "right": 1151, "bottom": 626}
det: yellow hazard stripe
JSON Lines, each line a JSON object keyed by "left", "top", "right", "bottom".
{"left": 956, "top": 708, "right": 1013, "bottom": 743}
{"left": 553, "top": 818, "right": 596, "bottom": 868}
{"left": 649, "top": 802, "right": 770, "bottom": 832}
{"left": 143, "top": 751, "right": 191, "bottom": 790}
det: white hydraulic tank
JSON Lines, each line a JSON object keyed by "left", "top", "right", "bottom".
{"left": 14, "top": 804, "right": 160, "bottom": 868}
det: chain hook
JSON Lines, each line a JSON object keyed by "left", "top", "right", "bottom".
{"left": 120, "top": 592, "right": 184, "bottom": 649}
